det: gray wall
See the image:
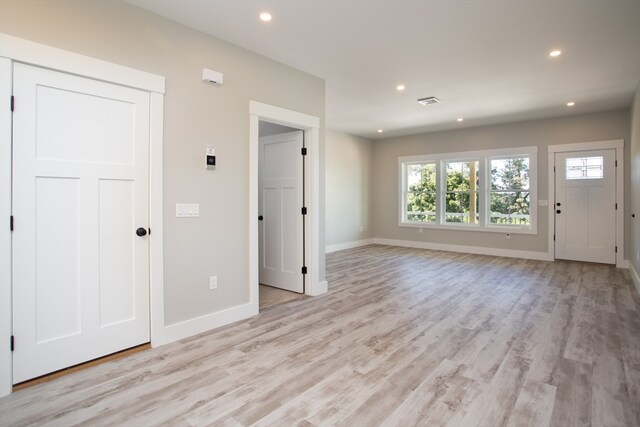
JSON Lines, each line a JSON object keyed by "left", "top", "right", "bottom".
{"left": 326, "top": 130, "right": 373, "bottom": 246}
{"left": 0, "top": 0, "right": 326, "bottom": 325}
{"left": 630, "top": 85, "right": 640, "bottom": 274}
{"left": 373, "top": 109, "right": 631, "bottom": 256}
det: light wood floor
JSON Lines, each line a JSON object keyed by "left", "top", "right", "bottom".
{"left": 259, "top": 284, "right": 306, "bottom": 310}
{"left": 1, "top": 245, "right": 639, "bottom": 426}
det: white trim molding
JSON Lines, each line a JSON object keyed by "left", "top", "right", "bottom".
{"left": 547, "top": 140, "right": 625, "bottom": 267}
{"left": 153, "top": 303, "right": 257, "bottom": 347}
{"left": 0, "top": 33, "right": 165, "bottom": 94}
{"left": 250, "top": 101, "right": 325, "bottom": 305}
{"left": 629, "top": 262, "right": 640, "bottom": 296}
{"left": 373, "top": 238, "right": 552, "bottom": 261}
{"left": 0, "top": 57, "right": 13, "bottom": 398}
{"left": 0, "top": 35, "right": 165, "bottom": 397}
{"left": 326, "top": 239, "right": 375, "bottom": 253}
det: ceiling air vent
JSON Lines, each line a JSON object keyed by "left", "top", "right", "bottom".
{"left": 417, "top": 96, "right": 441, "bottom": 106}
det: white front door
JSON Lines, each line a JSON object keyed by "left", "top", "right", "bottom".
{"left": 12, "top": 63, "right": 151, "bottom": 383}
{"left": 259, "top": 131, "right": 304, "bottom": 293}
{"left": 554, "top": 149, "right": 616, "bottom": 264}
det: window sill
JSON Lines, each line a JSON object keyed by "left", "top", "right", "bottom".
{"left": 399, "top": 221, "right": 537, "bottom": 235}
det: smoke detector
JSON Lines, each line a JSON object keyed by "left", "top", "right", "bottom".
{"left": 417, "top": 96, "right": 441, "bottom": 106}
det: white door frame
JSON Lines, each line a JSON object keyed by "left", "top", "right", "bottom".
{"left": 547, "top": 139, "right": 625, "bottom": 267}
{"left": 250, "top": 101, "right": 326, "bottom": 311}
{"left": 0, "top": 33, "right": 165, "bottom": 397}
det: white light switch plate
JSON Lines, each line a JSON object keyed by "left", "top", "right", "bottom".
{"left": 176, "top": 203, "right": 200, "bottom": 217}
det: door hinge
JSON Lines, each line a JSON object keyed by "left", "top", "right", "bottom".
{"left": 9, "top": 215, "right": 13, "bottom": 231}
{"left": 301, "top": 266, "right": 307, "bottom": 275}
{"left": 301, "top": 206, "right": 307, "bottom": 215}
{"left": 148, "top": 227, "right": 151, "bottom": 235}
{"left": 10, "top": 96, "right": 14, "bottom": 112}
{"left": 301, "top": 147, "right": 307, "bottom": 156}
{"left": 615, "top": 246, "right": 618, "bottom": 253}
{"left": 615, "top": 160, "right": 618, "bottom": 167}
{"left": 553, "top": 234, "right": 555, "bottom": 241}
{"left": 10, "top": 336, "right": 14, "bottom": 352}
{"left": 615, "top": 203, "right": 618, "bottom": 210}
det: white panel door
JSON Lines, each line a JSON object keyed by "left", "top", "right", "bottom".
{"left": 12, "top": 63, "right": 150, "bottom": 383}
{"left": 555, "top": 149, "right": 616, "bottom": 264}
{"left": 259, "top": 131, "right": 304, "bottom": 293}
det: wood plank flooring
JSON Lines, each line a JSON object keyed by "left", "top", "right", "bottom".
{"left": 1, "top": 244, "right": 639, "bottom": 426}
{"left": 259, "top": 284, "right": 306, "bottom": 310}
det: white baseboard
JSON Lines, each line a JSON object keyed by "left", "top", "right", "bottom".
{"left": 629, "top": 262, "right": 640, "bottom": 296}
{"left": 307, "top": 280, "right": 328, "bottom": 296}
{"left": 152, "top": 301, "right": 258, "bottom": 347}
{"left": 326, "top": 238, "right": 375, "bottom": 253}
{"left": 372, "top": 238, "right": 553, "bottom": 261}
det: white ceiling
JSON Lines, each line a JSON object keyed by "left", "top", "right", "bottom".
{"left": 127, "top": 0, "right": 640, "bottom": 139}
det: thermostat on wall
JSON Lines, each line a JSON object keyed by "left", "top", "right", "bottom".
{"left": 206, "top": 145, "right": 216, "bottom": 169}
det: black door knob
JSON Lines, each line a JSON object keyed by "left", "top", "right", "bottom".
{"left": 136, "top": 227, "right": 147, "bottom": 237}
{"left": 556, "top": 202, "right": 561, "bottom": 207}
{"left": 556, "top": 210, "right": 561, "bottom": 214}
{"left": 258, "top": 215, "right": 263, "bottom": 221}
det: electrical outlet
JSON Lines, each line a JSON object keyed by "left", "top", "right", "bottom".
{"left": 209, "top": 276, "right": 217, "bottom": 290}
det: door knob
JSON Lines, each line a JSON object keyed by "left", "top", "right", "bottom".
{"left": 136, "top": 227, "right": 148, "bottom": 237}
{"left": 258, "top": 215, "right": 263, "bottom": 221}
{"left": 556, "top": 210, "right": 561, "bottom": 214}
{"left": 556, "top": 202, "right": 561, "bottom": 207}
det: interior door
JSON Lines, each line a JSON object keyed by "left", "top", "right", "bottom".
{"left": 12, "top": 63, "right": 151, "bottom": 383}
{"left": 259, "top": 130, "right": 304, "bottom": 293}
{"left": 555, "top": 149, "right": 616, "bottom": 264}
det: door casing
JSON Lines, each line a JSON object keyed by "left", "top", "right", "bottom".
{"left": 0, "top": 33, "right": 165, "bottom": 397}
{"left": 249, "top": 101, "right": 326, "bottom": 315}
{"left": 547, "top": 139, "right": 625, "bottom": 267}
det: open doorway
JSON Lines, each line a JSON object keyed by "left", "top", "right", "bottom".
{"left": 249, "top": 101, "right": 326, "bottom": 315}
{"left": 258, "top": 121, "right": 306, "bottom": 310}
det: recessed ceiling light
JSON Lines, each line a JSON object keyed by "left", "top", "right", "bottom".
{"left": 377, "top": 129, "right": 383, "bottom": 133}
{"left": 457, "top": 118, "right": 464, "bottom": 122}
{"left": 566, "top": 101, "right": 575, "bottom": 107}
{"left": 259, "top": 12, "right": 272, "bottom": 22}
{"left": 396, "top": 84, "right": 406, "bottom": 92}
{"left": 549, "top": 50, "right": 562, "bottom": 57}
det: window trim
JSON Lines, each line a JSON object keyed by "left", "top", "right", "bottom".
{"left": 398, "top": 146, "right": 537, "bottom": 234}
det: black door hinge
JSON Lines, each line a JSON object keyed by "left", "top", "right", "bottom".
{"left": 10, "top": 215, "right": 13, "bottom": 231}
{"left": 10, "top": 336, "right": 14, "bottom": 352}
{"left": 615, "top": 160, "right": 618, "bottom": 167}
{"left": 615, "top": 203, "right": 618, "bottom": 210}
{"left": 615, "top": 246, "right": 618, "bottom": 253}
{"left": 148, "top": 227, "right": 151, "bottom": 235}
{"left": 301, "top": 266, "right": 307, "bottom": 275}
{"left": 301, "top": 147, "right": 307, "bottom": 156}
{"left": 10, "top": 96, "right": 14, "bottom": 112}
{"left": 553, "top": 234, "right": 555, "bottom": 241}
{"left": 301, "top": 207, "right": 307, "bottom": 215}
{"left": 553, "top": 166, "right": 556, "bottom": 173}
